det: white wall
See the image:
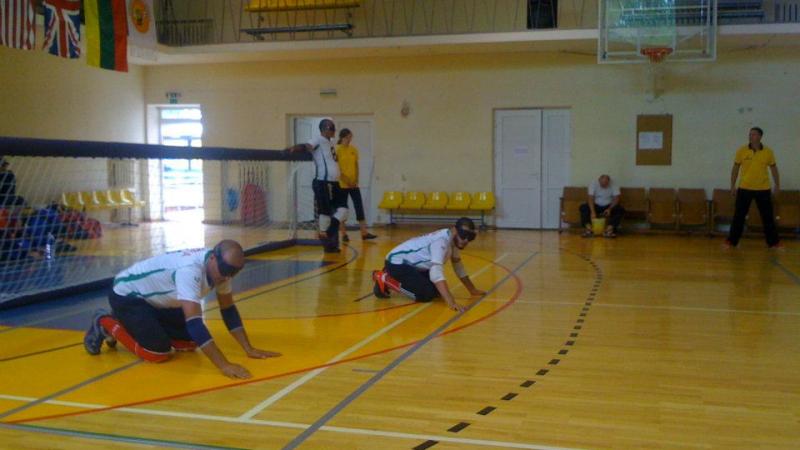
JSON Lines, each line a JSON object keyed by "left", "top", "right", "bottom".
{"left": 0, "top": 45, "right": 145, "bottom": 207}
{"left": 143, "top": 47, "right": 799, "bottom": 223}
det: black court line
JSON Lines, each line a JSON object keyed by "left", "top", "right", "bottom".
{"left": 477, "top": 406, "right": 496, "bottom": 415}
{"left": 353, "top": 291, "right": 374, "bottom": 302}
{"left": 0, "top": 342, "right": 82, "bottom": 363}
{"left": 447, "top": 422, "right": 470, "bottom": 433}
{"left": 413, "top": 440, "right": 439, "bottom": 450}
{"left": 0, "top": 360, "right": 141, "bottom": 420}
{"left": 280, "top": 252, "right": 540, "bottom": 450}
{"left": 0, "top": 423, "right": 246, "bottom": 450}
{"left": 771, "top": 257, "right": 800, "bottom": 285}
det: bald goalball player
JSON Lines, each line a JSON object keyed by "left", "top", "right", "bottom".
{"left": 372, "top": 217, "right": 486, "bottom": 312}
{"left": 84, "top": 240, "right": 280, "bottom": 379}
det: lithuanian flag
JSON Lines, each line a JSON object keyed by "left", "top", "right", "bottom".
{"left": 85, "top": 0, "right": 128, "bottom": 72}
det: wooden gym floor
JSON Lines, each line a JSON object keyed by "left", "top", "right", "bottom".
{"left": 0, "top": 226, "right": 798, "bottom": 449}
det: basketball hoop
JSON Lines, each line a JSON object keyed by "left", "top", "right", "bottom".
{"left": 641, "top": 47, "right": 673, "bottom": 64}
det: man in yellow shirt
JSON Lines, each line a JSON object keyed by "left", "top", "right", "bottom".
{"left": 725, "top": 127, "right": 781, "bottom": 249}
{"left": 336, "top": 128, "right": 377, "bottom": 242}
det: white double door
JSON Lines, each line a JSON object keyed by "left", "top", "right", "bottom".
{"left": 494, "top": 109, "right": 571, "bottom": 229}
{"left": 292, "top": 116, "right": 374, "bottom": 224}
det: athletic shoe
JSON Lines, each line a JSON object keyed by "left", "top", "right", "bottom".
{"left": 84, "top": 310, "right": 113, "bottom": 355}
{"left": 768, "top": 242, "right": 785, "bottom": 251}
{"left": 372, "top": 270, "right": 390, "bottom": 298}
{"left": 722, "top": 239, "right": 736, "bottom": 250}
{"left": 324, "top": 246, "right": 341, "bottom": 254}
{"left": 342, "top": 233, "right": 350, "bottom": 242}
{"left": 362, "top": 233, "right": 378, "bottom": 240}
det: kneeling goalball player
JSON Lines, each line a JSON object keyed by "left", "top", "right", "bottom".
{"left": 372, "top": 217, "right": 486, "bottom": 312}
{"left": 84, "top": 240, "right": 280, "bottom": 379}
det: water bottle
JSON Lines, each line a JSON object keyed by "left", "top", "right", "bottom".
{"left": 45, "top": 232, "right": 55, "bottom": 260}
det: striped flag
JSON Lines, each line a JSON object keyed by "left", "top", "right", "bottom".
{"left": 42, "top": 0, "right": 81, "bottom": 59}
{"left": 0, "top": 0, "right": 35, "bottom": 50}
{"left": 85, "top": 0, "right": 129, "bottom": 72}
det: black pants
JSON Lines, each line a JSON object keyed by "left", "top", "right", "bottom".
{"left": 580, "top": 203, "right": 625, "bottom": 230}
{"left": 727, "top": 189, "right": 780, "bottom": 247}
{"left": 385, "top": 262, "right": 440, "bottom": 302}
{"left": 312, "top": 179, "right": 346, "bottom": 217}
{"left": 109, "top": 290, "right": 192, "bottom": 353}
{"left": 312, "top": 179, "right": 347, "bottom": 248}
{"left": 342, "top": 187, "right": 366, "bottom": 222}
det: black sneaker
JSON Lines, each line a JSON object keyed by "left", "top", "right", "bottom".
{"left": 373, "top": 280, "right": 390, "bottom": 299}
{"left": 342, "top": 234, "right": 350, "bottom": 242}
{"left": 84, "top": 310, "right": 114, "bottom": 355}
{"left": 362, "top": 233, "right": 378, "bottom": 240}
{"left": 324, "top": 246, "right": 341, "bottom": 254}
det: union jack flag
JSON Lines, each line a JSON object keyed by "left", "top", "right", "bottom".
{"left": 43, "top": 0, "right": 81, "bottom": 58}
{"left": 0, "top": 0, "right": 36, "bottom": 50}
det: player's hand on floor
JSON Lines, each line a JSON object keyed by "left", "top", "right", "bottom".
{"left": 246, "top": 347, "right": 282, "bottom": 359}
{"left": 221, "top": 362, "right": 252, "bottom": 379}
{"left": 468, "top": 288, "right": 486, "bottom": 297}
{"left": 446, "top": 300, "right": 466, "bottom": 313}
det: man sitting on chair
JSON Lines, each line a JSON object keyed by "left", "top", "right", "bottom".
{"left": 580, "top": 174, "right": 625, "bottom": 238}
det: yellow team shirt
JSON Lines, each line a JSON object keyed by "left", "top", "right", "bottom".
{"left": 336, "top": 144, "right": 359, "bottom": 189}
{"left": 734, "top": 145, "right": 776, "bottom": 191}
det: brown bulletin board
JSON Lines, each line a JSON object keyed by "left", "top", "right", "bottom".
{"left": 636, "top": 114, "right": 672, "bottom": 166}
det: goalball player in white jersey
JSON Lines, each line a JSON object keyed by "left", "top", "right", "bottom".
{"left": 83, "top": 240, "right": 280, "bottom": 379}
{"left": 372, "top": 217, "right": 486, "bottom": 312}
{"left": 286, "top": 118, "right": 349, "bottom": 253}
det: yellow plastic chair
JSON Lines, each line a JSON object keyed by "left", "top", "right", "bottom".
{"left": 122, "top": 189, "right": 146, "bottom": 207}
{"left": 399, "top": 192, "right": 425, "bottom": 210}
{"left": 470, "top": 192, "right": 496, "bottom": 228}
{"left": 378, "top": 191, "right": 402, "bottom": 209}
{"left": 446, "top": 192, "right": 471, "bottom": 211}
{"left": 423, "top": 192, "right": 448, "bottom": 210}
{"left": 79, "top": 191, "right": 103, "bottom": 211}
{"left": 115, "top": 189, "right": 145, "bottom": 226}
{"left": 109, "top": 189, "right": 134, "bottom": 207}
{"left": 95, "top": 190, "right": 120, "bottom": 209}
{"left": 378, "top": 191, "right": 403, "bottom": 225}
{"left": 61, "top": 192, "right": 85, "bottom": 211}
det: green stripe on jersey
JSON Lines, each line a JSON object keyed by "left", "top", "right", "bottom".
{"left": 114, "top": 269, "right": 166, "bottom": 286}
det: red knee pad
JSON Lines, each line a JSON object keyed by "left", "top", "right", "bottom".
{"left": 99, "top": 316, "right": 171, "bottom": 363}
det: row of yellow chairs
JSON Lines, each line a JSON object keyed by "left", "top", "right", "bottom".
{"left": 379, "top": 191, "right": 495, "bottom": 211}
{"left": 61, "top": 189, "right": 145, "bottom": 212}
{"left": 379, "top": 191, "right": 495, "bottom": 225}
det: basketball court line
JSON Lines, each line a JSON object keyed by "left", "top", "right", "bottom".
{"left": 0, "top": 394, "right": 581, "bottom": 450}
{"left": 0, "top": 360, "right": 142, "bottom": 420}
{"left": 771, "top": 257, "right": 800, "bottom": 285}
{"left": 237, "top": 253, "right": 508, "bottom": 420}
{"left": 3, "top": 253, "right": 522, "bottom": 426}
{"left": 238, "top": 303, "right": 433, "bottom": 420}
{"left": 509, "top": 300, "right": 800, "bottom": 316}
{"left": 0, "top": 422, "right": 245, "bottom": 450}
{"left": 282, "top": 251, "right": 539, "bottom": 450}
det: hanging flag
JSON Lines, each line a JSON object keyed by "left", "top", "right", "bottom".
{"left": 85, "top": 0, "right": 128, "bottom": 72}
{"left": 126, "top": 0, "right": 157, "bottom": 60}
{"left": 0, "top": 0, "right": 36, "bottom": 50}
{"left": 42, "top": 0, "right": 81, "bottom": 58}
